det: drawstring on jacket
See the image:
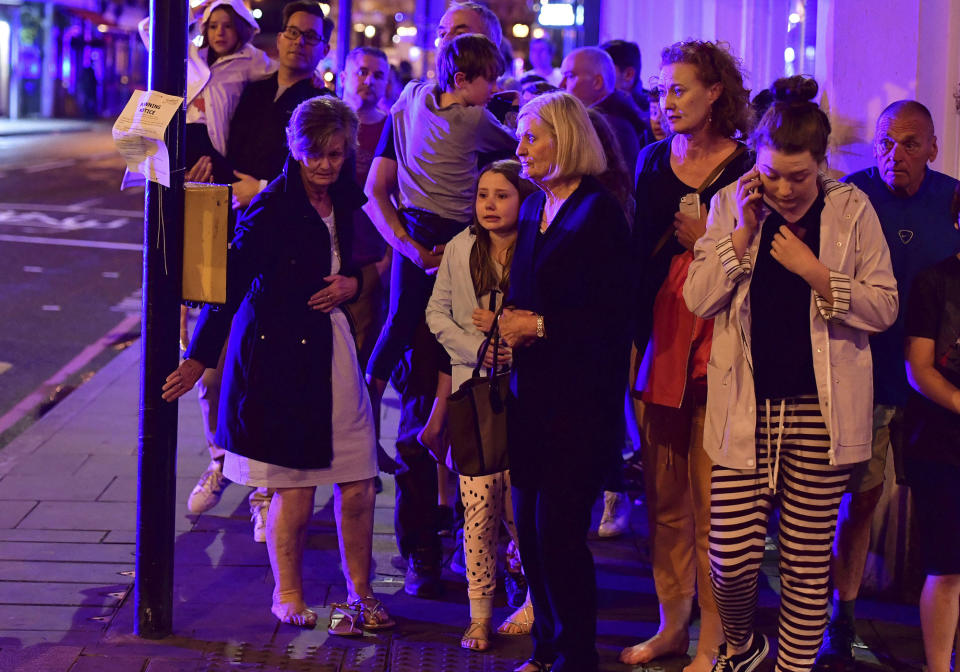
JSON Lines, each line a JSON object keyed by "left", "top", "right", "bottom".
{"left": 765, "top": 398, "right": 786, "bottom": 491}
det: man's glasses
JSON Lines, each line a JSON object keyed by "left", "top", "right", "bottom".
{"left": 875, "top": 136, "right": 925, "bottom": 156}
{"left": 281, "top": 26, "right": 324, "bottom": 46}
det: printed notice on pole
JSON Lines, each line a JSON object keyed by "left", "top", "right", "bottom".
{"left": 112, "top": 90, "right": 183, "bottom": 187}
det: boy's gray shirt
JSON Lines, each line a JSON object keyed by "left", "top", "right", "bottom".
{"left": 391, "top": 80, "right": 517, "bottom": 222}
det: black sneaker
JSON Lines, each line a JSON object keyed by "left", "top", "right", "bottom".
{"left": 404, "top": 552, "right": 443, "bottom": 599}
{"left": 812, "top": 618, "right": 856, "bottom": 672}
{"left": 713, "top": 634, "right": 769, "bottom": 672}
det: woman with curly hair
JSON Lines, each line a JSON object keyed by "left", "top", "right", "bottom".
{"left": 623, "top": 40, "right": 753, "bottom": 671}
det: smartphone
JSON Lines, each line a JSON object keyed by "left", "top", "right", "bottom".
{"left": 679, "top": 193, "right": 700, "bottom": 218}
{"left": 750, "top": 164, "right": 763, "bottom": 195}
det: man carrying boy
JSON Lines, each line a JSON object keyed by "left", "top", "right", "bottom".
{"left": 364, "top": 31, "right": 516, "bottom": 598}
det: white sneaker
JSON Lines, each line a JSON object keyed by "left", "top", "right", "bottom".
{"left": 597, "top": 490, "right": 631, "bottom": 538}
{"left": 187, "top": 460, "right": 230, "bottom": 514}
{"left": 251, "top": 498, "right": 270, "bottom": 543}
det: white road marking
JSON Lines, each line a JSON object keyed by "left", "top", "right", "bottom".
{"left": 23, "top": 266, "right": 42, "bottom": 273}
{"left": 102, "top": 271, "right": 120, "bottom": 278}
{"left": 111, "top": 288, "right": 142, "bottom": 314}
{"left": 66, "top": 197, "right": 105, "bottom": 210}
{"left": 0, "top": 234, "right": 140, "bottom": 251}
{"left": 25, "top": 159, "right": 77, "bottom": 173}
{"left": 0, "top": 362, "right": 11, "bottom": 375}
{"left": 0, "top": 210, "right": 129, "bottom": 231}
{"left": 0, "top": 202, "right": 141, "bottom": 218}
{"left": 41, "top": 305, "right": 61, "bottom": 311}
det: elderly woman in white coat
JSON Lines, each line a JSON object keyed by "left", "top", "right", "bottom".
{"left": 425, "top": 159, "right": 536, "bottom": 652}
{"left": 683, "top": 76, "right": 897, "bottom": 672}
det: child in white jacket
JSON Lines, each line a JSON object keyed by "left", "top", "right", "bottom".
{"left": 138, "top": 0, "right": 276, "bottom": 184}
{"left": 425, "top": 160, "right": 536, "bottom": 652}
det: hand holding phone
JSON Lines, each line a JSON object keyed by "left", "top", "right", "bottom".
{"left": 735, "top": 165, "right": 764, "bottom": 233}
{"left": 674, "top": 193, "right": 707, "bottom": 251}
{"left": 678, "top": 192, "right": 701, "bottom": 218}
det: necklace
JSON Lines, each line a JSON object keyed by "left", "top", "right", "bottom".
{"left": 541, "top": 197, "right": 564, "bottom": 232}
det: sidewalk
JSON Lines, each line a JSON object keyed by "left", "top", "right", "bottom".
{"left": 0, "top": 340, "right": 924, "bottom": 671}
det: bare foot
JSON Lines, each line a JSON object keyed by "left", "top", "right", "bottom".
{"left": 271, "top": 600, "right": 317, "bottom": 627}
{"left": 619, "top": 631, "right": 690, "bottom": 665}
{"left": 682, "top": 653, "right": 715, "bottom": 672}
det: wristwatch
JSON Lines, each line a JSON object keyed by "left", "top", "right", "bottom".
{"left": 536, "top": 314, "right": 545, "bottom": 339}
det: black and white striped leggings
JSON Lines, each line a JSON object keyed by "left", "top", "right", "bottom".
{"left": 709, "top": 395, "right": 852, "bottom": 672}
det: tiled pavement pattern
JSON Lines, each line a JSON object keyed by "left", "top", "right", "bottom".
{"left": 0, "top": 343, "right": 924, "bottom": 671}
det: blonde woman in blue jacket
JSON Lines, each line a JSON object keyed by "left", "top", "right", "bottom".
{"left": 426, "top": 159, "right": 536, "bottom": 652}
{"left": 683, "top": 77, "right": 897, "bottom": 672}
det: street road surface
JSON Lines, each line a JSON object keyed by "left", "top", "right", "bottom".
{"left": 0, "top": 124, "right": 145, "bottom": 446}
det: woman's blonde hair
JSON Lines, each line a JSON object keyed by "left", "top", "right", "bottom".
{"left": 517, "top": 91, "right": 606, "bottom": 181}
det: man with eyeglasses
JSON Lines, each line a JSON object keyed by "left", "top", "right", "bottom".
{"left": 226, "top": 0, "right": 335, "bottom": 209}
{"left": 813, "top": 100, "right": 960, "bottom": 672}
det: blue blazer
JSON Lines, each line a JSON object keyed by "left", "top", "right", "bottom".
{"left": 506, "top": 176, "right": 633, "bottom": 492}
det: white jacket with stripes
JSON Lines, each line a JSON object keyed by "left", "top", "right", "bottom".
{"left": 683, "top": 176, "right": 898, "bottom": 469}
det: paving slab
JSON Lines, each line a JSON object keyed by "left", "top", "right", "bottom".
{"left": 0, "top": 644, "right": 83, "bottom": 672}
{"left": 0, "top": 541, "right": 134, "bottom": 564}
{"left": 171, "top": 531, "right": 269, "bottom": 568}
{"left": 1, "top": 454, "right": 88, "bottom": 478}
{"left": 0, "top": 560, "right": 132, "bottom": 584}
{"left": 101, "top": 530, "right": 136, "bottom": 544}
{"left": 0, "top": 502, "right": 36, "bottom": 529}
{"left": 0, "top": 529, "right": 105, "bottom": 544}
{"left": 0, "top": 581, "right": 127, "bottom": 607}
{"left": 0, "top": 474, "right": 114, "bottom": 502}
{"left": 143, "top": 659, "right": 202, "bottom": 672}
{"left": 18, "top": 501, "right": 193, "bottom": 532}
{"left": 72, "top": 455, "right": 138, "bottom": 481}
{"left": 68, "top": 653, "right": 150, "bottom": 672}
{"left": 17, "top": 501, "right": 135, "bottom": 531}
{"left": 31, "top": 430, "right": 137, "bottom": 456}
{"left": 0, "top": 605, "right": 114, "bottom": 631}
{"left": 97, "top": 476, "right": 136, "bottom": 502}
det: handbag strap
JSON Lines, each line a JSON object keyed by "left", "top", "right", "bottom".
{"left": 649, "top": 143, "right": 748, "bottom": 260}
{"left": 473, "top": 300, "right": 504, "bottom": 379}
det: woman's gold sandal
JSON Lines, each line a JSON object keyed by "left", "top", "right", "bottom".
{"left": 327, "top": 602, "right": 362, "bottom": 636}
{"left": 351, "top": 596, "right": 396, "bottom": 631}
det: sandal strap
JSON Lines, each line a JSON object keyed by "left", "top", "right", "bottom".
{"left": 351, "top": 597, "right": 384, "bottom": 617}
{"left": 463, "top": 621, "right": 489, "bottom": 638}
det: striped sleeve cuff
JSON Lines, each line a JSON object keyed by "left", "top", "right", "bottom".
{"left": 716, "top": 234, "right": 751, "bottom": 282}
{"left": 815, "top": 271, "right": 852, "bottom": 321}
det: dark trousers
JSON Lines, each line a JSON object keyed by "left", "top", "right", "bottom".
{"left": 392, "top": 321, "right": 445, "bottom": 560}
{"left": 366, "top": 209, "right": 466, "bottom": 562}
{"left": 513, "top": 482, "right": 601, "bottom": 672}
{"left": 366, "top": 209, "right": 467, "bottom": 382}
